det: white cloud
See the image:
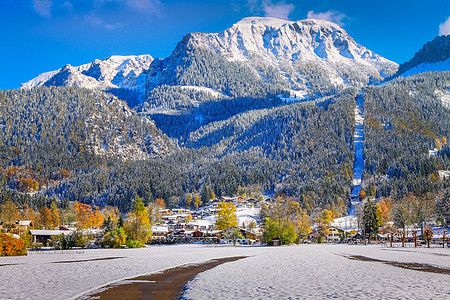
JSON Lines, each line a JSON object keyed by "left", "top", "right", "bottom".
{"left": 96, "top": 0, "right": 163, "bottom": 17}
{"left": 126, "top": 0, "right": 163, "bottom": 15}
{"left": 306, "top": 10, "right": 346, "bottom": 27}
{"left": 33, "top": 0, "right": 52, "bottom": 18}
{"left": 262, "top": 1, "right": 295, "bottom": 20}
{"left": 439, "top": 16, "right": 450, "bottom": 36}
{"left": 85, "top": 14, "right": 124, "bottom": 30}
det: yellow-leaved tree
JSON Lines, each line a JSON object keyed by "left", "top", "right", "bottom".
{"left": 315, "top": 209, "right": 333, "bottom": 237}
{"left": 296, "top": 207, "right": 311, "bottom": 237}
{"left": 50, "top": 202, "right": 61, "bottom": 227}
{"left": 215, "top": 202, "right": 238, "bottom": 230}
{"left": 0, "top": 200, "right": 18, "bottom": 230}
{"left": 194, "top": 194, "right": 202, "bottom": 210}
{"left": 126, "top": 196, "right": 151, "bottom": 245}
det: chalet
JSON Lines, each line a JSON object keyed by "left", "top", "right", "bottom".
{"left": 308, "top": 226, "right": 345, "bottom": 243}
{"left": 192, "top": 230, "right": 204, "bottom": 239}
{"left": 327, "top": 226, "right": 345, "bottom": 242}
{"left": 151, "top": 226, "right": 169, "bottom": 241}
{"left": 269, "top": 237, "right": 281, "bottom": 246}
{"left": 17, "top": 220, "right": 33, "bottom": 234}
{"left": 438, "top": 170, "right": 450, "bottom": 180}
{"left": 30, "top": 229, "right": 71, "bottom": 245}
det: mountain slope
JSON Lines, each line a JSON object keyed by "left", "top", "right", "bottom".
{"left": 363, "top": 72, "right": 450, "bottom": 200}
{"left": 145, "top": 16, "right": 397, "bottom": 111}
{"left": 0, "top": 87, "right": 174, "bottom": 165}
{"left": 21, "top": 55, "right": 153, "bottom": 107}
{"left": 395, "top": 35, "right": 450, "bottom": 77}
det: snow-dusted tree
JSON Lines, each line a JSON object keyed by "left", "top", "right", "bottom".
{"left": 362, "top": 200, "right": 379, "bottom": 240}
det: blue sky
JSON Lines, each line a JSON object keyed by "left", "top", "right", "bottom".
{"left": 1, "top": 0, "right": 449, "bottom": 90}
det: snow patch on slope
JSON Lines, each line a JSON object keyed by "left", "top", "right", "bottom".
{"left": 401, "top": 58, "right": 450, "bottom": 77}
{"left": 435, "top": 87, "right": 450, "bottom": 108}
{"left": 179, "top": 86, "right": 225, "bottom": 98}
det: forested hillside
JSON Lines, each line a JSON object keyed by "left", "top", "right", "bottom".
{"left": 0, "top": 87, "right": 174, "bottom": 210}
{"left": 396, "top": 35, "right": 450, "bottom": 76}
{"left": 362, "top": 72, "right": 450, "bottom": 203}
{"left": 0, "top": 87, "right": 355, "bottom": 215}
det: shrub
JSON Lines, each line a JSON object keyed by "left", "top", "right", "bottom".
{"left": 0, "top": 233, "right": 26, "bottom": 256}
{"left": 101, "top": 228, "right": 127, "bottom": 248}
{"left": 126, "top": 239, "right": 144, "bottom": 248}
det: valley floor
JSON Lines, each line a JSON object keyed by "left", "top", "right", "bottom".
{"left": 0, "top": 244, "right": 449, "bottom": 299}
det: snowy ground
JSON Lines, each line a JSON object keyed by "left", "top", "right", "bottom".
{"left": 401, "top": 58, "right": 450, "bottom": 77}
{"left": 1, "top": 244, "right": 448, "bottom": 299}
{"left": 0, "top": 245, "right": 262, "bottom": 300}
{"left": 183, "top": 244, "right": 450, "bottom": 300}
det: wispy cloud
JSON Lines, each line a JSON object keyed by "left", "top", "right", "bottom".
{"left": 63, "top": 1, "right": 73, "bottom": 12}
{"left": 95, "top": 0, "right": 164, "bottom": 17}
{"left": 263, "top": 1, "right": 294, "bottom": 20}
{"left": 33, "top": 0, "right": 52, "bottom": 18}
{"left": 85, "top": 13, "right": 124, "bottom": 30}
{"left": 306, "top": 10, "right": 346, "bottom": 27}
{"left": 125, "top": 0, "right": 163, "bottom": 16}
{"left": 439, "top": 16, "right": 450, "bottom": 36}
{"left": 232, "top": 0, "right": 294, "bottom": 20}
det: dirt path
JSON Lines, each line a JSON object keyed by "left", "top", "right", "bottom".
{"left": 79, "top": 256, "right": 247, "bottom": 300}
{"left": 345, "top": 255, "right": 450, "bottom": 275}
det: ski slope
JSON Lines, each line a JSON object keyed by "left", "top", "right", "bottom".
{"left": 348, "top": 93, "right": 364, "bottom": 215}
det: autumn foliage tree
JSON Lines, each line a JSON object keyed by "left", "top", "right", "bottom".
{"left": 423, "top": 226, "right": 433, "bottom": 248}
{"left": 0, "top": 233, "right": 26, "bottom": 256}
{"left": 194, "top": 194, "right": 202, "bottom": 210}
{"left": 155, "top": 198, "right": 165, "bottom": 209}
{"left": 126, "top": 196, "right": 151, "bottom": 245}
{"left": 39, "top": 207, "right": 53, "bottom": 229}
{"left": 215, "top": 202, "right": 238, "bottom": 230}
{"left": 263, "top": 196, "right": 298, "bottom": 245}
{"left": 295, "top": 207, "right": 312, "bottom": 240}
{"left": 50, "top": 202, "right": 61, "bottom": 227}
{"left": 315, "top": 209, "right": 333, "bottom": 237}
{"left": 377, "top": 198, "right": 392, "bottom": 226}
{"left": 74, "top": 202, "right": 103, "bottom": 229}
{"left": 0, "top": 200, "right": 18, "bottom": 230}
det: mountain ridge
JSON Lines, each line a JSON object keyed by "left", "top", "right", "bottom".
{"left": 394, "top": 35, "right": 450, "bottom": 77}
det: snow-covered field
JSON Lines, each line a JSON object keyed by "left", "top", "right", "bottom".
{"left": 1, "top": 244, "right": 448, "bottom": 299}
{"left": 0, "top": 245, "right": 262, "bottom": 300}
{"left": 184, "top": 244, "right": 450, "bottom": 299}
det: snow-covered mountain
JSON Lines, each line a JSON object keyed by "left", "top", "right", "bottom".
{"left": 395, "top": 35, "right": 450, "bottom": 77}
{"left": 22, "top": 55, "right": 153, "bottom": 105}
{"left": 146, "top": 17, "right": 398, "bottom": 102}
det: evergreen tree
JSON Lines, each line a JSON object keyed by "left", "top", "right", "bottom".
{"left": 362, "top": 200, "right": 379, "bottom": 240}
